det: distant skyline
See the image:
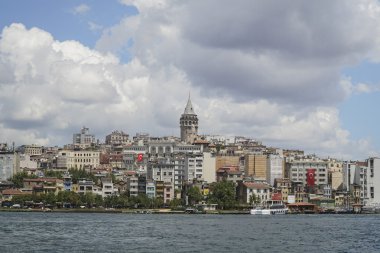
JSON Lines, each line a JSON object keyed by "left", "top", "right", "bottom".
{"left": 1, "top": 0, "right": 380, "bottom": 160}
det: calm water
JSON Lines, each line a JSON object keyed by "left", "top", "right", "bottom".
{"left": 0, "top": 212, "right": 379, "bottom": 253}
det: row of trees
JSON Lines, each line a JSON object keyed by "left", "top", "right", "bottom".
{"left": 8, "top": 182, "right": 239, "bottom": 210}
{"left": 8, "top": 170, "right": 244, "bottom": 210}
{"left": 9, "top": 169, "right": 116, "bottom": 187}
{"left": 9, "top": 191, "right": 169, "bottom": 209}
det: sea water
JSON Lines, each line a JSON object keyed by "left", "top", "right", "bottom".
{"left": 0, "top": 212, "right": 379, "bottom": 253}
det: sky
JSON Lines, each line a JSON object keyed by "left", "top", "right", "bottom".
{"left": 1, "top": 0, "right": 380, "bottom": 160}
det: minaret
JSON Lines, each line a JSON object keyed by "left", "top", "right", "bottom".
{"left": 180, "top": 94, "right": 199, "bottom": 143}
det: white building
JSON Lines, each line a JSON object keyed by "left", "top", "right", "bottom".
{"left": 73, "top": 127, "right": 95, "bottom": 148}
{"left": 146, "top": 181, "right": 155, "bottom": 198}
{"left": 19, "top": 154, "right": 37, "bottom": 170}
{"left": 0, "top": 152, "right": 19, "bottom": 180}
{"left": 239, "top": 181, "right": 272, "bottom": 204}
{"left": 101, "top": 178, "right": 116, "bottom": 198}
{"left": 57, "top": 150, "right": 100, "bottom": 169}
{"left": 185, "top": 154, "right": 204, "bottom": 182}
{"left": 266, "top": 154, "right": 284, "bottom": 186}
{"left": 354, "top": 158, "right": 380, "bottom": 206}
{"left": 148, "top": 162, "right": 175, "bottom": 187}
{"left": 288, "top": 159, "right": 328, "bottom": 186}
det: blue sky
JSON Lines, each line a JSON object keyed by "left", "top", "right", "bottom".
{"left": 341, "top": 62, "right": 380, "bottom": 150}
{"left": 1, "top": 0, "right": 380, "bottom": 159}
{"left": 0, "top": 1, "right": 137, "bottom": 48}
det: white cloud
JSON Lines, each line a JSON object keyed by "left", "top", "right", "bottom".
{"left": 3, "top": 0, "right": 380, "bottom": 160}
{"left": 72, "top": 4, "right": 90, "bottom": 15}
{"left": 88, "top": 22, "right": 103, "bottom": 32}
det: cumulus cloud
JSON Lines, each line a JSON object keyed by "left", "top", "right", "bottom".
{"left": 2, "top": 0, "right": 380, "bottom": 159}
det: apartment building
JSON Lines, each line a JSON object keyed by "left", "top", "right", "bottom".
{"left": 57, "top": 150, "right": 100, "bottom": 169}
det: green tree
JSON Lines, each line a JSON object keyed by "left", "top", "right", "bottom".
{"left": 68, "top": 168, "right": 98, "bottom": 184}
{"left": 137, "top": 194, "right": 151, "bottom": 208}
{"left": 209, "top": 180, "right": 237, "bottom": 210}
{"left": 152, "top": 197, "right": 164, "bottom": 208}
{"left": 249, "top": 193, "right": 261, "bottom": 206}
{"left": 80, "top": 192, "right": 96, "bottom": 207}
{"left": 57, "top": 191, "right": 80, "bottom": 207}
{"left": 169, "top": 198, "right": 182, "bottom": 210}
{"left": 44, "top": 192, "right": 57, "bottom": 205}
{"left": 44, "top": 170, "right": 63, "bottom": 179}
{"left": 95, "top": 194, "right": 104, "bottom": 207}
{"left": 9, "top": 171, "right": 37, "bottom": 188}
{"left": 11, "top": 194, "right": 33, "bottom": 204}
{"left": 187, "top": 186, "right": 203, "bottom": 206}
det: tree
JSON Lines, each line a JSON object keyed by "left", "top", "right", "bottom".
{"left": 187, "top": 186, "right": 203, "bottom": 206}
{"left": 209, "top": 180, "right": 237, "bottom": 210}
{"left": 44, "top": 170, "right": 63, "bottom": 179}
{"left": 169, "top": 198, "right": 182, "bottom": 210}
{"left": 9, "top": 171, "right": 37, "bottom": 188}
{"left": 249, "top": 193, "right": 260, "bottom": 206}
{"left": 44, "top": 192, "right": 57, "bottom": 205}
{"left": 94, "top": 194, "right": 104, "bottom": 207}
{"left": 68, "top": 168, "right": 98, "bottom": 184}
{"left": 152, "top": 197, "right": 164, "bottom": 208}
{"left": 80, "top": 192, "right": 96, "bottom": 207}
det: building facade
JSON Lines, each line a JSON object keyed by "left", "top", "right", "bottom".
{"left": 73, "top": 127, "right": 96, "bottom": 148}
{"left": 266, "top": 154, "right": 284, "bottom": 186}
{"left": 57, "top": 150, "right": 100, "bottom": 169}
{"left": 105, "top": 130, "right": 130, "bottom": 146}
{"left": 245, "top": 154, "right": 267, "bottom": 180}
{"left": 0, "top": 152, "right": 19, "bottom": 180}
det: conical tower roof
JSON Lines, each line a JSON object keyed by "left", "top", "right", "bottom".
{"left": 184, "top": 94, "right": 196, "bottom": 115}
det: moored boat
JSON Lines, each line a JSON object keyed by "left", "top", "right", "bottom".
{"left": 250, "top": 200, "right": 288, "bottom": 215}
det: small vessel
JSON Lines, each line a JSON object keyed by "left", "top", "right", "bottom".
{"left": 250, "top": 200, "right": 288, "bottom": 215}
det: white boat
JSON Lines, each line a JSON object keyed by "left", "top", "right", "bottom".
{"left": 250, "top": 200, "right": 288, "bottom": 215}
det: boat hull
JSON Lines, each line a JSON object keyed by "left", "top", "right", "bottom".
{"left": 250, "top": 208, "right": 288, "bottom": 215}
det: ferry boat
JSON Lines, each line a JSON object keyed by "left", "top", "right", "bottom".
{"left": 250, "top": 200, "right": 288, "bottom": 215}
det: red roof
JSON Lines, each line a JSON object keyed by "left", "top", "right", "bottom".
{"left": 1, "top": 189, "right": 31, "bottom": 195}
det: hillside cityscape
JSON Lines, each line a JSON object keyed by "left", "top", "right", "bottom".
{"left": 0, "top": 96, "right": 379, "bottom": 214}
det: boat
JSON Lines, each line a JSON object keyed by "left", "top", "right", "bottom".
{"left": 250, "top": 200, "right": 288, "bottom": 215}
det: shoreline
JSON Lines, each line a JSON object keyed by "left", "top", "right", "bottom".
{"left": 0, "top": 208, "right": 374, "bottom": 215}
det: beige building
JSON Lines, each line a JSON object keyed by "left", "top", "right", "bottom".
{"left": 19, "top": 144, "right": 43, "bottom": 156}
{"left": 215, "top": 155, "right": 240, "bottom": 171}
{"left": 328, "top": 160, "right": 343, "bottom": 190}
{"left": 57, "top": 150, "right": 100, "bottom": 169}
{"left": 245, "top": 154, "right": 267, "bottom": 180}
{"left": 105, "top": 130, "right": 130, "bottom": 146}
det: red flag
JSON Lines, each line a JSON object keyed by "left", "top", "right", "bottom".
{"left": 306, "top": 168, "right": 316, "bottom": 186}
{"left": 137, "top": 153, "right": 143, "bottom": 162}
